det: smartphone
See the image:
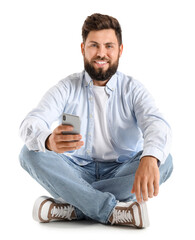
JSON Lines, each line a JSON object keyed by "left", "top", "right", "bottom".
{"left": 62, "top": 113, "right": 80, "bottom": 135}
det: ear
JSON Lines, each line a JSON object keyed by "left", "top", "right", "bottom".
{"left": 81, "top": 43, "right": 85, "bottom": 56}
{"left": 119, "top": 44, "right": 123, "bottom": 57}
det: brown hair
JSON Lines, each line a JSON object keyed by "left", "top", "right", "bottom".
{"left": 82, "top": 13, "right": 122, "bottom": 45}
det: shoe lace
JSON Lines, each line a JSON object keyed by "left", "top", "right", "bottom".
{"left": 111, "top": 209, "right": 133, "bottom": 224}
{"left": 51, "top": 205, "right": 74, "bottom": 220}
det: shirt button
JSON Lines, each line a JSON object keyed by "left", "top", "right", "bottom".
{"left": 90, "top": 114, "right": 93, "bottom": 118}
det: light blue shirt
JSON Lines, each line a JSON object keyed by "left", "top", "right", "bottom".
{"left": 19, "top": 71, "right": 171, "bottom": 165}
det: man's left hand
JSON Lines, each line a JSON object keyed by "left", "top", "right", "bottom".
{"left": 131, "top": 156, "right": 160, "bottom": 203}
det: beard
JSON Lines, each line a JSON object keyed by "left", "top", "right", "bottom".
{"left": 84, "top": 55, "right": 119, "bottom": 81}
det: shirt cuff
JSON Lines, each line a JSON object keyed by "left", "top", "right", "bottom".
{"left": 37, "top": 130, "right": 52, "bottom": 152}
{"left": 140, "top": 146, "right": 166, "bottom": 165}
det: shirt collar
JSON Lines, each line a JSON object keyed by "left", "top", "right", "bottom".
{"left": 84, "top": 70, "right": 117, "bottom": 92}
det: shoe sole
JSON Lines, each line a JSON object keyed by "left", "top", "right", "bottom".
{"left": 32, "top": 196, "right": 50, "bottom": 222}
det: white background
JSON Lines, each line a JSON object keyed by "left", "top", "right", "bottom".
{"left": 0, "top": 0, "right": 195, "bottom": 239}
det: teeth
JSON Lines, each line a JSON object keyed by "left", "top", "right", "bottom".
{"left": 96, "top": 61, "right": 106, "bottom": 65}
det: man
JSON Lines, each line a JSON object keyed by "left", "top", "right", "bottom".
{"left": 19, "top": 13, "right": 173, "bottom": 228}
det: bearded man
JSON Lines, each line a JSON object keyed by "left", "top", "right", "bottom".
{"left": 19, "top": 13, "right": 173, "bottom": 228}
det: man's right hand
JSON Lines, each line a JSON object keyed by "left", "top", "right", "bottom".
{"left": 45, "top": 125, "right": 84, "bottom": 153}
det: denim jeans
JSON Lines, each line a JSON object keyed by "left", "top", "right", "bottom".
{"left": 19, "top": 145, "right": 173, "bottom": 224}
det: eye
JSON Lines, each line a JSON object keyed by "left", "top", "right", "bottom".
{"left": 90, "top": 43, "right": 98, "bottom": 48}
{"left": 106, "top": 44, "right": 113, "bottom": 49}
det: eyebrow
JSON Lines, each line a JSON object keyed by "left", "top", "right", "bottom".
{"left": 88, "top": 41, "right": 116, "bottom": 45}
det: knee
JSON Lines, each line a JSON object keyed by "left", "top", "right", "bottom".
{"left": 19, "top": 145, "right": 37, "bottom": 170}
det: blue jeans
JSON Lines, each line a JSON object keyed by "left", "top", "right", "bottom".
{"left": 19, "top": 145, "right": 173, "bottom": 224}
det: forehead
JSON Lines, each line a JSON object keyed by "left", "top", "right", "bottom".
{"left": 85, "top": 29, "right": 118, "bottom": 44}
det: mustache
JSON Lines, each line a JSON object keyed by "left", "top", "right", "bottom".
{"left": 92, "top": 57, "right": 110, "bottom": 62}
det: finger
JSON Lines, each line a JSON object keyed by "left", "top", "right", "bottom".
{"left": 135, "top": 179, "right": 142, "bottom": 203}
{"left": 141, "top": 179, "right": 148, "bottom": 202}
{"left": 148, "top": 181, "right": 154, "bottom": 198}
{"left": 57, "top": 141, "right": 84, "bottom": 149}
{"left": 55, "top": 134, "right": 82, "bottom": 142}
{"left": 131, "top": 184, "right": 135, "bottom": 194}
{"left": 54, "top": 125, "right": 73, "bottom": 134}
{"left": 153, "top": 180, "right": 159, "bottom": 196}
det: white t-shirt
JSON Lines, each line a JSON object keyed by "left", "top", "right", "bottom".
{"left": 91, "top": 85, "right": 118, "bottom": 161}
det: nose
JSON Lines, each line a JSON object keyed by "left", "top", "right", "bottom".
{"left": 97, "top": 45, "right": 106, "bottom": 58}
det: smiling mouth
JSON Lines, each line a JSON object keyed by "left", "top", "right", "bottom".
{"left": 94, "top": 60, "right": 109, "bottom": 67}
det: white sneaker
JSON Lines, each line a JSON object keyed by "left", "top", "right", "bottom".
{"left": 109, "top": 201, "right": 150, "bottom": 228}
{"left": 32, "top": 196, "right": 76, "bottom": 223}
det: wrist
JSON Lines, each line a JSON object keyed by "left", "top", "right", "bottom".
{"left": 45, "top": 134, "right": 52, "bottom": 151}
{"left": 140, "top": 156, "right": 159, "bottom": 166}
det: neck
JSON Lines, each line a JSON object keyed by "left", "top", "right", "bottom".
{"left": 93, "top": 79, "right": 109, "bottom": 86}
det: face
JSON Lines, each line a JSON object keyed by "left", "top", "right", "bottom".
{"left": 81, "top": 29, "right": 123, "bottom": 84}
